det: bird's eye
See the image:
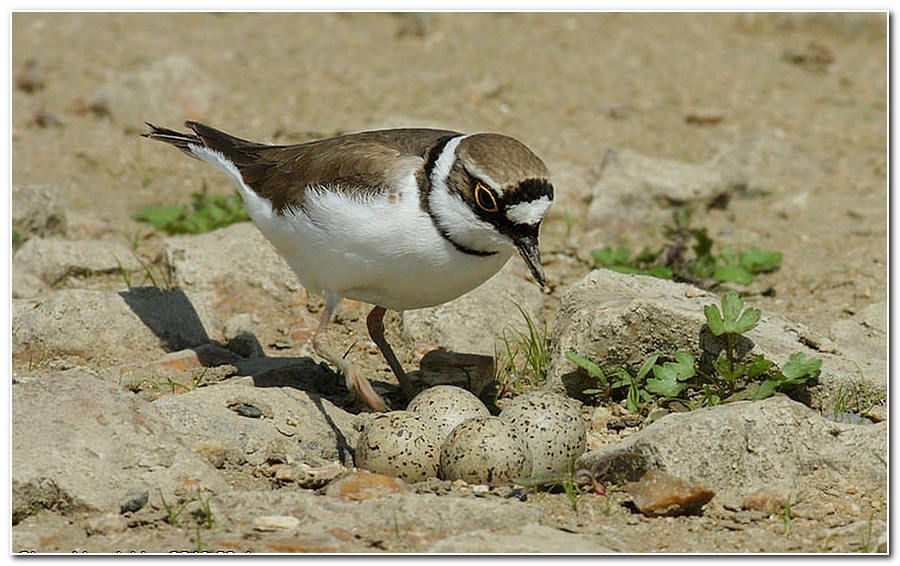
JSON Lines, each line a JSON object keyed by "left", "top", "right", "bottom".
{"left": 474, "top": 182, "right": 499, "bottom": 213}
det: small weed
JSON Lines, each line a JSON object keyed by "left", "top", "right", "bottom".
{"left": 592, "top": 207, "right": 781, "bottom": 289}
{"left": 781, "top": 495, "right": 792, "bottom": 535}
{"left": 561, "top": 475, "right": 580, "bottom": 512}
{"left": 13, "top": 230, "right": 21, "bottom": 248}
{"left": 132, "top": 189, "right": 249, "bottom": 235}
{"left": 570, "top": 292, "right": 821, "bottom": 414}
{"left": 158, "top": 489, "right": 184, "bottom": 526}
{"left": 498, "top": 303, "right": 548, "bottom": 396}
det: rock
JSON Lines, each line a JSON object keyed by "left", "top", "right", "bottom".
{"left": 12, "top": 287, "right": 221, "bottom": 365}
{"left": 252, "top": 515, "right": 300, "bottom": 533}
{"left": 626, "top": 470, "right": 715, "bottom": 517}
{"left": 84, "top": 515, "right": 129, "bottom": 536}
{"left": 119, "top": 489, "right": 149, "bottom": 514}
{"left": 162, "top": 222, "right": 298, "bottom": 293}
{"left": 12, "top": 184, "right": 67, "bottom": 242}
{"left": 324, "top": 471, "right": 407, "bottom": 501}
{"left": 152, "top": 380, "right": 357, "bottom": 467}
{"left": 14, "top": 237, "right": 144, "bottom": 285}
{"left": 577, "top": 396, "right": 886, "bottom": 509}
{"left": 402, "top": 265, "right": 545, "bottom": 356}
{"left": 12, "top": 369, "right": 227, "bottom": 524}
{"left": 586, "top": 135, "right": 831, "bottom": 229}
{"left": 586, "top": 147, "right": 742, "bottom": 228}
{"left": 87, "top": 54, "right": 215, "bottom": 129}
{"left": 427, "top": 523, "right": 615, "bottom": 553}
{"left": 271, "top": 461, "right": 346, "bottom": 488}
{"left": 11, "top": 269, "right": 50, "bottom": 299}
{"left": 545, "top": 269, "right": 885, "bottom": 413}
{"left": 741, "top": 488, "right": 789, "bottom": 514}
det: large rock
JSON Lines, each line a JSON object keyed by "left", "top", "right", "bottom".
{"left": 577, "top": 396, "right": 886, "bottom": 509}
{"left": 12, "top": 287, "right": 221, "bottom": 364}
{"left": 14, "top": 237, "right": 143, "bottom": 285}
{"left": 586, "top": 135, "right": 831, "bottom": 229}
{"left": 162, "top": 222, "right": 299, "bottom": 295}
{"left": 152, "top": 379, "right": 358, "bottom": 467}
{"left": 12, "top": 184, "right": 67, "bottom": 242}
{"left": 545, "top": 269, "right": 885, "bottom": 413}
{"left": 12, "top": 369, "right": 227, "bottom": 524}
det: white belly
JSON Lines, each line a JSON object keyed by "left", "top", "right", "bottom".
{"left": 189, "top": 144, "right": 515, "bottom": 310}
{"left": 250, "top": 185, "right": 514, "bottom": 310}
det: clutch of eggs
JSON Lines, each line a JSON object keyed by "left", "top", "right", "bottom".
{"left": 354, "top": 385, "right": 587, "bottom": 485}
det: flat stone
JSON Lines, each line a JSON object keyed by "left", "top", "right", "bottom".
{"left": 12, "top": 369, "right": 227, "bottom": 523}
{"left": 252, "top": 515, "right": 300, "bottom": 532}
{"left": 14, "top": 237, "right": 143, "bottom": 285}
{"left": 12, "top": 287, "right": 222, "bottom": 365}
{"left": 12, "top": 184, "right": 67, "bottom": 242}
{"left": 626, "top": 470, "right": 715, "bottom": 517}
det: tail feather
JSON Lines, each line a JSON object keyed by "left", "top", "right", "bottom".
{"left": 142, "top": 122, "right": 203, "bottom": 156}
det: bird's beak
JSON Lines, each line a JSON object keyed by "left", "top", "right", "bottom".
{"left": 515, "top": 234, "right": 546, "bottom": 287}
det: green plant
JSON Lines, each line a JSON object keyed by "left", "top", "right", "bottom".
{"left": 569, "top": 292, "right": 822, "bottom": 414}
{"left": 498, "top": 303, "right": 548, "bottom": 395}
{"left": 132, "top": 189, "right": 249, "bottom": 235}
{"left": 592, "top": 207, "right": 782, "bottom": 288}
{"left": 159, "top": 489, "right": 184, "bottom": 526}
{"left": 13, "top": 230, "right": 21, "bottom": 248}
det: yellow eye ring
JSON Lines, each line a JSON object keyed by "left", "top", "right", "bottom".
{"left": 474, "top": 183, "right": 499, "bottom": 213}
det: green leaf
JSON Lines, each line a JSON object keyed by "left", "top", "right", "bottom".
{"left": 721, "top": 291, "right": 744, "bottom": 331}
{"left": 734, "top": 306, "right": 761, "bottom": 334}
{"left": 646, "top": 354, "right": 694, "bottom": 398}
{"left": 704, "top": 303, "right": 727, "bottom": 336}
{"left": 751, "top": 379, "right": 780, "bottom": 400}
{"left": 636, "top": 352, "right": 660, "bottom": 380}
{"left": 739, "top": 247, "right": 782, "bottom": 273}
{"left": 565, "top": 351, "right": 606, "bottom": 381}
{"left": 132, "top": 204, "right": 187, "bottom": 230}
{"left": 713, "top": 263, "right": 754, "bottom": 284}
{"left": 781, "top": 352, "right": 822, "bottom": 382}
{"left": 592, "top": 246, "right": 631, "bottom": 267}
{"left": 646, "top": 370, "right": 685, "bottom": 397}
{"left": 745, "top": 355, "right": 773, "bottom": 379}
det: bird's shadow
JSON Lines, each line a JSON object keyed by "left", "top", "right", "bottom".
{"left": 120, "top": 286, "right": 364, "bottom": 461}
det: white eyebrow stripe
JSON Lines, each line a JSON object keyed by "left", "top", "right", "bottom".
{"left": 506, "top": 195, "right": 552, "bottom": 225}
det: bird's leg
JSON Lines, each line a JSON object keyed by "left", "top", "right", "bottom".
{"left": 366, "top": 306, "right": 418, "bottom": 403}
{"left": 312, "top": 293, "right": 388, "bottom": 412}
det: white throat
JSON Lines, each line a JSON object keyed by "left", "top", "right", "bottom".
{"left": 428, "top": 135, "right": 514, "bottom": 255}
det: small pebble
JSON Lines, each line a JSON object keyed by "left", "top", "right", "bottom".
{"left": 506, "top": 488, "right": 528, "bottom": 502}
{"left": 826, "top": 412, "right": 873, "bottom": 425}
{"left": 324, "top": 471, "right": 406, "bottom": 501}
{"left": 472, "top": 484, "right": 490, "bottom": 496}
{"left": 741, "top": 489, "right": 788, "bottom": 514}
{"left": 233, "top": 403, "right": 262, "bottom": 418}
{"left": 627, "top": 470, "right": 715, "bottom": 517}
{"left": 119, "top": 489, "right": 149, "bottom": 514}
{"left": 252, "top": 515, "right": 300, "bottom": 532}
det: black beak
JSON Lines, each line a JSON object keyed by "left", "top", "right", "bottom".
{"left": 514, "top": 234, "right": 546, "bottom": 287}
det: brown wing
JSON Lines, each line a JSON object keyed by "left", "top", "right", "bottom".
{"left": 185, "top": 122, "right": 460, "bottom": 214}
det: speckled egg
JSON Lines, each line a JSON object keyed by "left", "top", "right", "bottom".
{"left": 439, "top": 416, "right": 533, "bottom": 485}
{"left": 354, "top": 411, "right": 439, "bottom": 483}
{"left": 499, "top": 391, "right": 587, "bottom": 477}
{"left": 407, "top": 385, "right": 490, "bottom": 445}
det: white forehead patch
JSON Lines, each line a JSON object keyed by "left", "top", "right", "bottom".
{"left": 506, "top": 195, "right": 552, "bottom": 226}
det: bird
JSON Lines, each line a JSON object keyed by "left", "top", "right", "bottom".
{"left": 143, "top": 121, "right": 554, "bottom": 411}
